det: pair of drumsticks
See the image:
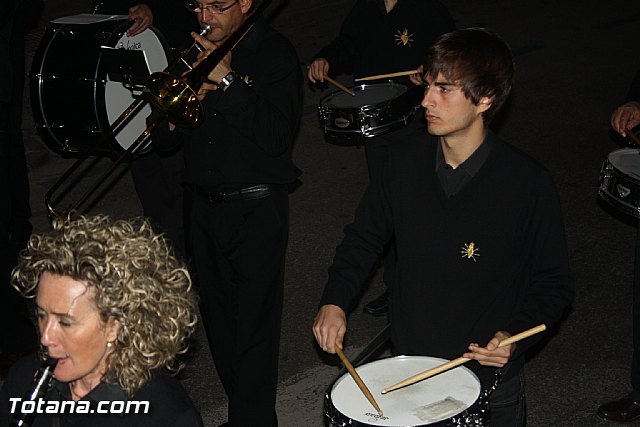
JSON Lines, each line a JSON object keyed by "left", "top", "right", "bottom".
{"left": 322, "top": 69, "right": 420, "bottom": 97}
{"left": 336, "top": 324, "right": 547, "bottom": 416}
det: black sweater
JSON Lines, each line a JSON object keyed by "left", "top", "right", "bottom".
{"left": 314, "top": 0, "right": 455, "bottom": 84}
{"left": 320, "top": 127, "right": 574, "bottom": 386}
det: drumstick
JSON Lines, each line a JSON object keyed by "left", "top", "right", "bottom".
{"left": 381, "top": 324, "right": 547, "bottom": 395}
{"left": 354, "top": 69, "right": 419, "bottom": 82}
{"left": 323, "top": 75, "right": 356, "bottom": 96}
{"left": 626, "top": 128, "right": 640, "bottom": 146}
{"left": 335, "top": 347, "right": 383, "bottom": 416}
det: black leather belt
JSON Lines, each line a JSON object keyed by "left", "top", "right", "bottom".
{"left": 188, "top": 184, "right": 272, "bottom": 204}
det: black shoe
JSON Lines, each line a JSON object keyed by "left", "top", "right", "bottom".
{"left": 363, "top": 291, "right": 389, "bottom": 317}
{"left": 598, "top": 396, "right": 640, "bottom": 422}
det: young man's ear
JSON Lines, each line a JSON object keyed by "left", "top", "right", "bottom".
{"left": 478, "top": 96, "right": 493, "bottom": 112}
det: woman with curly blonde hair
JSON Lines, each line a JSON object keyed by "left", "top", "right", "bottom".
{"left": 0, "top": 215, "right": 203, "bottom": 426}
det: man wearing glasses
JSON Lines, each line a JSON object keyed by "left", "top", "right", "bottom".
{"left": 153, "top": 1, "right": 302, "bottom": 426}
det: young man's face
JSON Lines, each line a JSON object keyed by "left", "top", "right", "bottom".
{"left": 421, "top": 73, "right": 490, "bottom": 139}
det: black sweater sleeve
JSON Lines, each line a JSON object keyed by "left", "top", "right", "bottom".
{"left": 320, "top": 146, "right": 394, "bottom": 311}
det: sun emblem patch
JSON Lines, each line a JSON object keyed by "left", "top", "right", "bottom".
{"left": 242, "top": 74, "right": 252, "bottom": 86}
{"left": 395, "top": 29, "right": 414, "bottom": 46}
{"left": 460, "top": 242, "right": 480, "bottom": 262}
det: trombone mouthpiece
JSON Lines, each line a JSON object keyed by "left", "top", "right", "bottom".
{"left": 199, "top": 24, "right": 211, "bottom": 37}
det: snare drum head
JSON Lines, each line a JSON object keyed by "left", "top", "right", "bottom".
{"left": 321, "top": 83, "right": 407, "bottom": 109}
{"left": 329, "top": 356, "right": 480, "bottom": 426}
{"left": 608, "top": 148, "right": 640, "bottom": 180}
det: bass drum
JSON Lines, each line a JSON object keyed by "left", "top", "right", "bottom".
{"left": 30, "top": 14, "right": 170, "bottom": 154}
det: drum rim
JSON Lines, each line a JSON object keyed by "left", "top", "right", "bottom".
{"left": 605, "top": 148, "right": 640, "bottom": 184}
{"left": 320, "top": 81, "right": 409, "bottom": 110}
{"left": 326, "top": 355, "right": 482, "bottom": 426}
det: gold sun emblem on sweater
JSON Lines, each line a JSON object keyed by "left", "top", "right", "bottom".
{"left": 461, "top": 242, "right": 480, "bottom": 262}
{"left": 395, "top": 29, "right": 413, "bottom": 46}
{"left": 242, "top": 74, "right": 252, "bottom": 86}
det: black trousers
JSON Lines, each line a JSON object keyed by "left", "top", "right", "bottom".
{"left": 130, "top": 147, "right": 186, "bottom": 259}
{"left": 186, "top": 185, "right": 288, "bottom": 427}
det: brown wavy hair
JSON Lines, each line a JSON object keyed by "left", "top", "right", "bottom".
{"left": 11, "top": 215, "right": 198, "bottom": 395}
{"left": 423, "top": 27, "right": 515, "bottom": 123}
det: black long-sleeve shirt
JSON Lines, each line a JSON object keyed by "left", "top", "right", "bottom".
{"left": 314, "top": 0, "right": 455, "bottom": 84}
{"left": 320, "top": 127, "right": 574, "bottom": 387}
{"left": 152, "top": 16, "right": 302, "bottom": 188}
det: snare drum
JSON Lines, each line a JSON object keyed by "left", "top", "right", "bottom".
{"left": 30, "top": 14, "right": 170, "bottom": 154}
{"left": 599, "top": 148, "right": 640, "bottom": 218}
{"left": 318, "top": 82, "right": 418, "bottom": 142}
{"left": 325, "top": 356, "right": 487, "bottom": 426}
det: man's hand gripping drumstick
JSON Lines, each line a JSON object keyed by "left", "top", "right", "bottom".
{"left": 313, "top": 305, "right": 382, "bottom": 415}
{"left": 381, "top": 324, "right": 547, "bottom": 394}
{"left": 611, "top": 101, "right": 640, "bottom": 139}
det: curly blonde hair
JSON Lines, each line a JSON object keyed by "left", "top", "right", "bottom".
{"left": 11, "top": 215, "right": 198, "bottom": 395}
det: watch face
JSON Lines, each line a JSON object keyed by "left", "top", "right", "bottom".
{"left": 221, "top": 71, "right": 237, "bottom": 89}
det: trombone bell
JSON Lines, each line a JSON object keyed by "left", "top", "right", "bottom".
{"left": 144, "top": 72, "right": 203, "bottom": 128}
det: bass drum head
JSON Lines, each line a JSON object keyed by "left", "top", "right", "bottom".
{"left": 328, "top": 356, "right": 481, "bottom": 426}
{"left": 100, "top": 26, "right": 169, "bottom": 151}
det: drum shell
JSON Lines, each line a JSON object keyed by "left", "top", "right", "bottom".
{"left": 324, "top": 355, "right": 488, "bottom": 427}
{"left": 30, "top": 18, "right": 169, "bottom": 155}
{"left": 318, "top": 82, "right": 418, "bottom": 143}
{"left": 598, "top": 148, "right": 640, "bottom": 219}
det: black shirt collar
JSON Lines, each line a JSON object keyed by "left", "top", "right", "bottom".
{"left": 435, "top": 130, "right": 494, "bottom": 197}
{"left": 435, "top": 131, "right": 493, "bottom": 176}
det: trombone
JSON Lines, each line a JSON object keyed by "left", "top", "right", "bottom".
{"left": 45, "top": 0, "right": 272, "bottom": 218}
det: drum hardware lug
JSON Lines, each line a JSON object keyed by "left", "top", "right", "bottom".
{"left": 616, "top": 184, "right": 631, "bottom": 199}
{"left": 54, "top": 27, "right": 75, "bottom": 37}
{"left": 97, "top": 31, "right": 113, "bottom": 43}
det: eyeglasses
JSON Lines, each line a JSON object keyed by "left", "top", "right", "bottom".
{"left": 185, "top": 0, "right": 239, "bottom": 14}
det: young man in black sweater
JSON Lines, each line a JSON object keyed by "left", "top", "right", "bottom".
{"left": 313, "top": 28, "right": 573, "bottom": 425}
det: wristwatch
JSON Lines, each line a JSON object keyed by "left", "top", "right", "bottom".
{"left": 218, "top": 71, "right": 238, "bottom": 91}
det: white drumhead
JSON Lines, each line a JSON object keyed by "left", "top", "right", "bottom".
{"left": 322, "top": 83, "right": 407, "bottom": 109}
{"left": 330, "top": 356, "right": 480, "bottom": 426}
{"left": 104, "top": 28, "right": 169, "bottom": 150}
{"left": 608, "top": 149, "right": 640, "bottom": 179}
